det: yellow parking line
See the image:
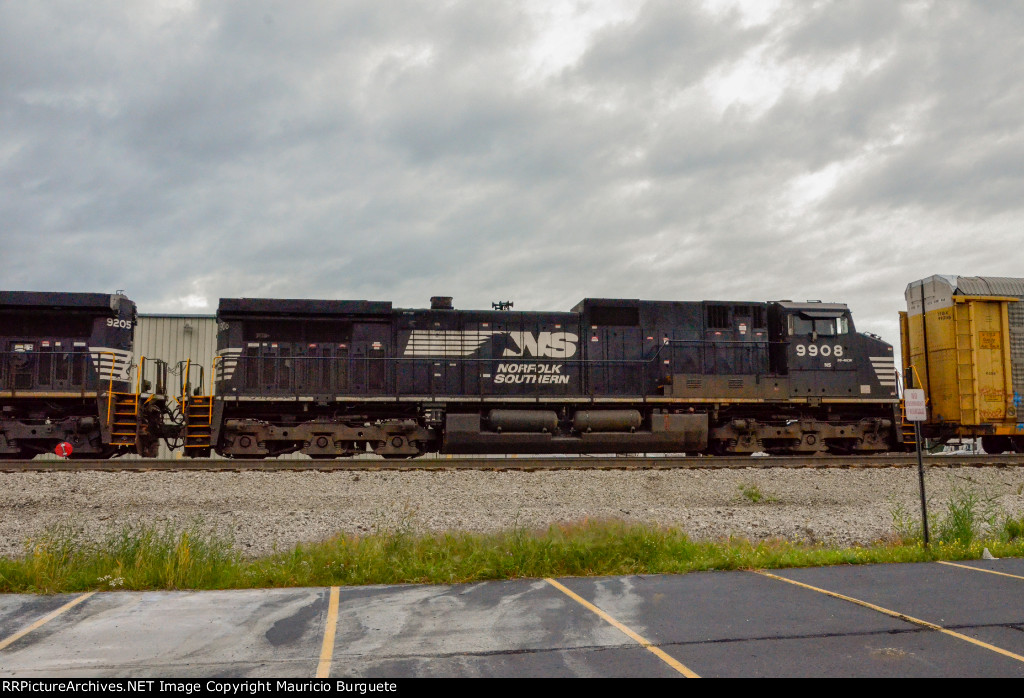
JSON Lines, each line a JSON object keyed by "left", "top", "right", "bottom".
{"left": 937, "top": 560, "right": 1024, "bottom": 581}
{"left": 315, "top": 586, "right": 341, "bottom": 678}
{"left": 756, "top": 571, "right": 1024, "bottom": 664}
{"left": 0, "top": 592, "right": 96, "bottom": 652}
{"left": 545, "top": 578, "right": 699, "bottom": 678}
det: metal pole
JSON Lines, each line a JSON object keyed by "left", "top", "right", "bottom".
{"left": 906, "top": 368, "right": 930, "bottom": 548}
{"left": 915, "top": 420, "right": 930, "bottom": 548}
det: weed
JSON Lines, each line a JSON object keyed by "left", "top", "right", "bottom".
{"left": 740, "top": 484, "right": 762, "bottom": 503}
{"left": 889, "top": 499, "right": 923, "bottom": 544}
{"left": 1002, "top": 516, "right": 1024, "bottom": 542}
{"left": 934, "top": 480, "right": 999, "bottom": 546}
{"left": 739, "top": 483, "right": 776, "bottom": 504}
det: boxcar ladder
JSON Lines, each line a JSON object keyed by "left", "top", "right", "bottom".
{"left": 954, "top": 302, "right": 980, "bottom": 425}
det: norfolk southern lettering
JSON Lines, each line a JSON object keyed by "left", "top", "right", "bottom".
{"left": 494, "top": 362, "right": 570, "bottom": 384}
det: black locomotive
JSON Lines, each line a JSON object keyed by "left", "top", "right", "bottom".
{"left": 0, "top": 291, "right": 167, "bottom": 458}
{"left": 193, "top": 295, "right": 899, "bottom": 458}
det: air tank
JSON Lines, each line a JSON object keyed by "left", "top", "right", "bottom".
{"left": 572, "top": 410, "right": 642, "bottom": 432}
{"left": 487, "top": 410, "right": 558, "bottom": 433}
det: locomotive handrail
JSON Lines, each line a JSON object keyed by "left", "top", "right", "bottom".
{"left": 904, "top": 363, "right": 927, "bottom": 396}
{"left": 210, "top": 355, "right": 223, "bottom": 396}
{"left": 0, "top": 349, "right": 99, "bottom": 392}
{"left": 136, "top": 356, "right": 146, "bottom": 398}
{"left": 136, "top": 356, "right": 167, "bottom": 397}
{"left": 647, "top": 338, "right": 774, "bottom": 377}
{"left": 218, "top": 354, "right": 684, "bottom": 400}
{"left": 93, "top": 350, "right": 117, "bottom": 427}
{"left": 180, "top": 358, "right": 191, "bottom": 406}
{"left": 211, "top": 336, "right": 801, "bottom": 404}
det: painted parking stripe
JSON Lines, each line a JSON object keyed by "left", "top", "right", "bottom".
{"left": 315, "top": 586, "right": 341, "bottom": 678}
{"left": 544, "top": 578, "right": 699, "bottom": 678}
{"left": 937, "top": 561, "right": 1024, "bottom": 581}
{"left": 0, "top": 592, "right": 96, "bottom": 652}
{"left": 756, "top": 571, "right": 1024, "bottom": 664}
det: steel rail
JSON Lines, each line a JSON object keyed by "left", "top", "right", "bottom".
{"left": 2, "top": 453, "right": 1023, "bottom": 472}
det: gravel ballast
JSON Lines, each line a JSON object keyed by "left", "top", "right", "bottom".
{"left": 2, "top": 466, "right": 1024, "bottom": 558}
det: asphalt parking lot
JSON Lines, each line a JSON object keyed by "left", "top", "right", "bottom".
{"left": 1, "top": 559, "right": 1023, "bottom": 678}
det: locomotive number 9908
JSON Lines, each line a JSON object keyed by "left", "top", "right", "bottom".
{"left": 795, "top": 344, "right": 843, "bottom": 357}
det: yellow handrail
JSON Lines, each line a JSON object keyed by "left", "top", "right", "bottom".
{"left": 211, "top": 355, "right": 222, "bottom": 397}
{"left": 135, "top": 356, "right": 145, "bottom": 397}
{"left": 905, "top": 363, "right": 928, "bottom": 402}
{"left": 181, "top": 358, "right": 191, "bottom": 406}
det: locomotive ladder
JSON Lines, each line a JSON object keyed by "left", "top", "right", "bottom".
{"left": 180, "top": 358, "right": 214, "bottom": 454}
{"left": 183, "top": 395, "right": 213, "bottom": 453}
{"left": 109, "top": 392, "right": 140, "bottom": 447}
{"left": 102, "top": 353, "right": 150, "bottom": 449}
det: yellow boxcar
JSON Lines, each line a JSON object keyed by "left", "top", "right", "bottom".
{"left": 902, "top": 275, "right": 1024, "bottom": 453}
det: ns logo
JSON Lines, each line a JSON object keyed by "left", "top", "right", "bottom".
{"left": 502, "top": 332, "right": 579, "bottom": 358}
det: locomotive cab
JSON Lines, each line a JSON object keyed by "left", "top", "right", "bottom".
{"left": 768, "top": 302, "right": 853, "bottom": 380}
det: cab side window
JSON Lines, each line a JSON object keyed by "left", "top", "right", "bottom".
{"left": 788, "top": 316, "right": 813, "bottom": 335}
{"left": 789, "top": 315, "right": 850, "bottom": 336}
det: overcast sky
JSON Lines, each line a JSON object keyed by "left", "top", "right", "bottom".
{"left": 3, "top": 0, "right": 1022, "bottom": 347}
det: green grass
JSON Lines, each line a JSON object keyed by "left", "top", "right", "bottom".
{"left": 2, "top": 517, "right": 1024, "bottom": 594}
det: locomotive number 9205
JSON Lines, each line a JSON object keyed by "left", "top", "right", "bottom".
{"left": 106, "top": 318, "right": 134, "bottom": 330}
{"left": 795, "top": 343, "right": 844, "bottom": 357}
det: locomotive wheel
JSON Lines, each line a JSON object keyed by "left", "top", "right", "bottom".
{"left": 826, "top": 442, "right": 854, "bottom": 456}
{"left": 981, "top": 436, "right": 1009, "bottom": 455}
{"left": 709, "top": 439, "right": 737, "bottom": 456}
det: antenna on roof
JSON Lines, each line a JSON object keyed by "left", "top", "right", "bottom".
{"left": 492, "top": 301, "right": 513, "bottom": 311}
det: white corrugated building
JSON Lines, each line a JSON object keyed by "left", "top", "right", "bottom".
{"left": 135, "top": 314, "right": 217, "bottom": 458}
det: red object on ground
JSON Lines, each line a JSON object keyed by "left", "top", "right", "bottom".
{"left": 55, "top": 442, "right": 74, "bottom": 458}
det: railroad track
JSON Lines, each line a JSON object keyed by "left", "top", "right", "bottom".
{"left": 3, "top": 454, "right": 1024, "bottom": 472}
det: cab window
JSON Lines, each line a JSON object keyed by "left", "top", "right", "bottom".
{"left": 789, "top": 315, "right": 850, "bottom": 336}
{"left": 788, "top": 316, "right": 813, "bottom": 335}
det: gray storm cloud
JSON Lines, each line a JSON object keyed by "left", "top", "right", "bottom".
{"left": 2, "top": 0, "right": 1022, "bottom": 348}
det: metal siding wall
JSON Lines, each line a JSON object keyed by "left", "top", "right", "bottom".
{"left": 1008, "top": 302, "right": 1024, "bottom": 402}
{"left": 134, "top": 315, "right": 217, "bottom": 458}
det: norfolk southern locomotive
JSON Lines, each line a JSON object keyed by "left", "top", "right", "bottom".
{"left": 192, "top": 296, "right": 899, "bottom": 458}
{"left": 0, "top": 291, "right": 168, "bottom": 458}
